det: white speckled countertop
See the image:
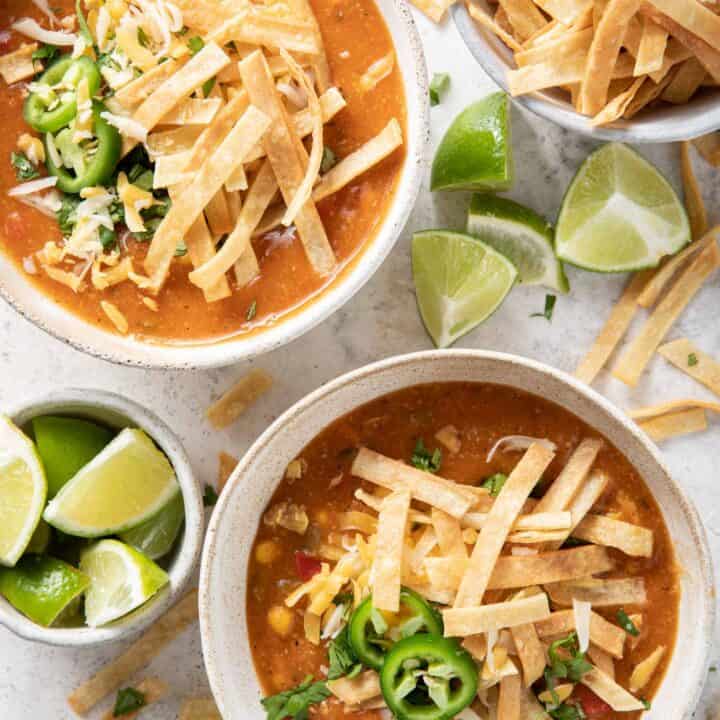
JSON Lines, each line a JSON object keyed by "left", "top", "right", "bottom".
{"left": 1, "top": 10, "right": 719, "bottom": 720}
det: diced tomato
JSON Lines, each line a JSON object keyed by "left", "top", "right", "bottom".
{"left": 294, "top": 551, "right": 322, "bottom": 581}
{"left": 574, "top": 685, "right": 613, "bottom": 717}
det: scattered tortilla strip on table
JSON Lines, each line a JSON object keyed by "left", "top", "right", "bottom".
{"left": 581, "top": 666, "right": 646, "bottom": 711}
{"left": 535, "top": 609, "right": 626, "bottom": 658}
{"left": 693, "top": 133, "right": 720, "bottom": 167}
{"left": 546, "top": 577, "right": 647, "bottom": 606}
{"left": 0, "top": 43, "right": 38, "bottom": 84}
{"left": 629, "top": 398, "right": 720, "bottom": 421}
{"left": 444, "top": 593, "right": 551, "bottom": 636}
{"left": 67, "top": 590, "right": 198, "bottom": 715}
{"left": 638, "top": 407, "right": 708, "bottom": 442}
{"left": 680, "top": 141, "right": 708, "bottom": 240}
{"left": 218, "top": 451, "right": 238, "bottom": 492}
{"left": 206, "top": 369, "right": 273, "bottom": 429}
{"left": 100, "top": 678, "right": 168, "bottom": 720}
{"left": 658, "top": 338, "right": 720, "bottom": 397}
{"left": 613, "top": 241, "right": 720, "bottom": 386}
{"left": 454, "top": 443, "right": 555, "bottom": 607}
{"left": 179, "top": 697, "right": 222, "bottom": 720}
{"left": 573, "top": 514, "right": 653, "bottom": 557}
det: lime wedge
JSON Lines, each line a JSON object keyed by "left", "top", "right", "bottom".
{"left": 33, "top": 416, "right": 114, "bottom": 498}
{"left": 467, "top": 194, "right": 569, "bottom": 292}
{"left": 556, "top": 143, "right": 690, "bottom": 272}
{"left": 80, "top": 539, "right": 169, "bottom": 627}
{"left": 0, "top": 416, "right": 47, "bottom": 567}
{"left": 43, "top": 428, "right": 179, "bottom": 538}
{"left": 412, "top": 230, "right": 518, "bottom": 348}
{"left": 120, "top": 490, "right": 185, "bottom": 560}
{"left": 0, "top": 555, "right": 89, "bottom": 626}
{"left": 431, "top": 92, "right": 513, "bottom": 192}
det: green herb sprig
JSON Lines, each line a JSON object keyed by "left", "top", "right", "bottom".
{"left": 411, "top": 438, "right": 442, "bottom": 473}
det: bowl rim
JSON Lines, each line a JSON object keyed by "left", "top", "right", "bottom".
{"left": 0, "top": 388, "right": 204, "bottom": 648}
{"left": 0, "top": 0, "right": 429, "bottom": 371}
{"left": 199, "top": 348, "right": 716, "bottom": 718}
{"left": 452, "top": 1, "right": 720, "bottom": 143}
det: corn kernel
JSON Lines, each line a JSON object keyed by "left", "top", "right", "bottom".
{"left": 255, "top": 539, "right": 281, "bottom": 564}
{"left": 268, "top": 605, "right": 294, "bottom": 636}
{"left": 17, "top": 133, "right": 45, "bottom": 165}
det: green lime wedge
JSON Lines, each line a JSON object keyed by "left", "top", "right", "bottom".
{"left": 120, "top": 490, "right": 185, "bottom": 560}
{"left": 0, "top": 416, "right": 47, "bottom": 567}
{"left": 43, "top": 428, "right": 179, "bottom": 538}
{"left": 556, "top": 143, "right": 690, "bottom": 272}
{"left": 80, "top": 539, "right": 169, "bottom": 627}
{"left": 467, "top": 194, "right": 569, "bottom": 292}
{"left": 412, "top": 230, "right": 518, "bottom": 348}
{"left": 0, "top": 555, "right": 89, "bottom": 626}
{"left": 431, "top": 92, "right": 513, "bottom": 192}
{"left": 33, "top": 416, "right": 114, "bottom": 498}
{"left": 25, "top": 519, "right": 51, "bottom": 554}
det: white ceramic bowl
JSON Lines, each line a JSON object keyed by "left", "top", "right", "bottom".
{"left": 200, "top": 350, "right": 715, "bottom": 720}
{"left": 0, "top": 1, "right": 428, "bottom": 370}
{"left": 0, "top": 389, "right": 203, "bottom": 647}
{"left": 452, "top": 2, "right": 720, "bottom": 142}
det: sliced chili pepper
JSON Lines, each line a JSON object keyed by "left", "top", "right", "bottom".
{"left": 348, "top": 588, "right": 443, "bottom": 671}
{"left": 44, "top": 102, "right": 121, "bottom": 194}
{"left": 294, "top": 551, "right": 322, "bottom": 581}
{"left": 573, "top": 685, "right": 613, "bottom": 717}
{"left": 24, "top": 56, "right": 101, "bottom": 134}
{"left": 380, "top": 634, "right": 478, "bottom": 720}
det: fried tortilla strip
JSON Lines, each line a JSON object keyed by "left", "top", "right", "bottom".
{"left": 407, "top": 0, "right": 452, "bottom": 23}
{"left": 545, "top": 577, "right": 647, "bottom": 606}
{"left": 153, "top": 151, "right": 192, "bottom": 188}
{"left": 351, "top": 448, "right": 474, "bottom": 519}
{"left": 662, "top": 58, "right": 707, "bottom": 104}
{"left": 634, "top": 16, "right": 667, "bottom": 74}
{"left": 623, "top": 70, "right": 676, "bottom": 119}
{"left": 467, "top": 2, "right": 524, "bottom": 52}
{"left": 658, "top": 338, "right": 720, "bottom": 396}
{"left": 510, "top": 621, "right": 546, "bottom": 686}
{"left": 463, "top": 512, "right": 572, "bottom": 533}
{"left": 614, "top": 242, "right": 720, "bottom": 386}
{"left": 0, "top": 43, "right": 38, "bottom": 84}
{"left": 680, "top": 141, "right": 708, "bottom": 241}
{"left": 573, "top": 514, "right": 653, "bottom": 557}
{"left": 328, "top": 671, "right": 381, "bottom": 705}
{"left": 629, "top": 398, "right": 720, "bottom": 421}
{"left": 179, "top": 697, "right": 222, "bottom": 720}
{"left": 147, "top": 126, "right": 204, "bottom": 157}
{"left": 574, "top": 272, "right": 652, "bottom": 383}
{"left": 205, "top": 189, "right": 235, "bottom": 236}
{"left": 535, "top": 609, "right": 626, "bottom": 658}
{"left": 454, "top": 444, "right": 555, "bottom": 607}
{"left": 186, "top": 213, "right": 231, "bottom": 302}
{"left": 100, "top": 678, "right": 168, "bottom": 720}
{"left": 432, "top": 508, "right": 467, "bottom": 559}
{"left": 629, "top": 645, "right": 666, "bottom": 692}
{"left": 498, "top": 672, "right": 522, "bottom": 720}
{"left": 206, "top": 369, "right": 273, "bottom": 430}
{"left": 114, "top": 59, "right": 182, "bottom": 108}
{"left": 101, "top": 301, "right": 129, "bottom": 334}
{"left": 67, "top": 590, "right": 198, "bottom": 715}
{"left": 444, "top": 594, "right": 551, "bottom": 636}
{"left": 217, "top": 451, "right": 238, "bottom": 492}
{"left": 515, "top": 27, "right": 594, "bottom": 67}
{"left": 240, "top": 50, "right": 336, "bottom": 276}
{"left": 532, "top": 0, "right": 591, "bottom": 23}
{"left": 144, "top": 105, "right": 271, "bottom": 286}
{"left": 638, "top": 407, "right": 708, "bottom": 442}
{"left": 498, "top": 0, "right": 548, "bottom": 41}
{"left": 588, "top": 645, "right": 615, "bottom": 678}
{"left": 313, "top": 119, "right": 403, "bottom": 202}
{"left": 590, "top": 76, "right": 645, "bottom": 125}
{"left": 160, "top": 97, "right": 223, "bottom": 126}
{"left": 692, "top": 133, "right": 720, "bottom": 166}
{"left": 645, "top": 0, "right": 720, "bottom": 49}
{"left": 581, "top": 666, "right": 645, "bottom": 711}
{"left": 371, "top": 490, "right": 411, "bottom": 612}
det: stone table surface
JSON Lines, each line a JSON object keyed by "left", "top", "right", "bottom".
{"left": 1, "top": 9, "right": 719, "bottom": 720}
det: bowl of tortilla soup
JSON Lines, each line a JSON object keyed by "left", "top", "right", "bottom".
{"left": 0, "top": 0, "right": 426, "bottom": 367}
{"left": 200, "top": 350, "right": 714, "bottom": 720}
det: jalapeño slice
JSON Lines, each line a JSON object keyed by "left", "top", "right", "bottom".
{"left": 45, "top": 102, "right": 121, "bottom": 194}
{"left": 380, "top": 634, "right": 478, "bottom": 720}
{"left": 24, "top": 56, "right": 101, "bottom": 134}
{"left": 348, "top": 588, "right": 443, "bottom": 671}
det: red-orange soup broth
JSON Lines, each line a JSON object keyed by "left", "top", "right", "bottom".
{"left": 247, "top": 383, "right": 680, "bottom": 720}
{"left": 0, "top": 0, "right": 405, "bottom": 342}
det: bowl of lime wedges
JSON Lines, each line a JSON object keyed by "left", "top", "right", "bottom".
{"left": 0, "top": 390, "right": 203, "bottom": 647}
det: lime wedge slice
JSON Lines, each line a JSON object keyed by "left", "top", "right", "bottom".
{"left": 33, "top": 416, "right": 114, "bottom": 498}
{"left": 412, "top": 230, "right": 518, "bottom": 348}
{"left": 43, "top": 428, "right": 179, "bottom": 538}
{"left": 120, "top": 490, "right": 185, "bottom": 560}
{"left": 556, "top": 143, "right": 690, "bottom": 272}
{"left": 0, "top": 416, "right": 47, "bottom": 567}
{"left": 431, "top": 92, "right": 513, "bottom": 192}
{"left": 467, "top": 194, "right": 569, "bottom": 292}
{"left": 0, "top": 555, "right": 89, "bottom": 626}
{"left": 80, "top": 539, "right": 169, "bottom": 627}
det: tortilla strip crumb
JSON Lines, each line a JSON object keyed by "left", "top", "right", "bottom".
{"left": 100, "top": 678, "right": 168, "bottom": 720}
{"left": 218, "top": 451, "right": 238, "bottom": 491}
{"left": 206, "top": 369, "right": 273, "bottom": 429}
{"left": 100, "top": 301, "right": 129, "bottom": 334}
{"left": 179, "top": 697, "right": 222, "bottom": 720}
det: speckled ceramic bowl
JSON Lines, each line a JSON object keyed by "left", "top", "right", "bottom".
{"left": 453, "top": 1, "right": 720, "bottom": 142}
{"left": 0, "top": 389, "right": 203, "bottom": 647}
{"left": 199, "top": 350, "right": 715, "bottom": 720}
{"left": 0, "top": 0, "right": 428, "bottom": 370}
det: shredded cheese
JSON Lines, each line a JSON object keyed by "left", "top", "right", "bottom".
{"left": 117, "top": 171, "right": 154, "bottom": 232}
{"left": 100, "top": 110, "right": 149, "bottom": 142}
{"left": 11, "top": 18, "right": 78, "bottom": 46}
{"left": 573, "top": 598, "right": 592, "bottom": 653}
{"left": 100, "top": 300, "right": 129, "bottom": 333}
{"left": 8, "top": 176, "right": 58, "bottom": 196}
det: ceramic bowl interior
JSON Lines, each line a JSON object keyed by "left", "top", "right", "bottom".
{"left": 0, "top": 389, "right": 203, "bottom": 647}
{"left": 0, "top": 0, "right": 428, "bottom": 370}
{"left": 452, "top": 1, "right": 720, "bottom": 142}
{"left": 200, "top": 350, "right": 715, "bottom": 720}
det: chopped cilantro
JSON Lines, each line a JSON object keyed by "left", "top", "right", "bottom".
{"left": 320, "top": 146, "right": 337, "bottom": 173}
{"left": 113, "top": 687, "right": 146, "bottom": 717}
{"left": 246, "top": 300, "right": 257, "bottom": 321}
{"left": 548, "top": 703, "right": 586, "bottom": 720}
{"left": 178, "top": 25, "right": 189, "bottom": 36}
{"left": 546, "top": 632, "right": 592, "bottom": 685}
{"left": 57, "top": 193, "right": 81, "bottom": 234}
{"left": 429, "top": 72, "right": 450, "bottom": 106}
{"left": 411, "top": 438, "right": 442, "bottom": 473}
{"left": 641, "top": 698, "right": 651, "bottom": 710}
{"left": 99, "top": 225, "right": 117, "bottom": 250}
{"left": 11, "top": 152, "right": 39, "bottom": 181}
{"left": 188, "top": 36, "right": 205, "bottom": 54}
{"left": 128, "top": 164, "right": 154, "bottom": 192}
{"left": 137, "top": 26, "right": 150, "bottom": 48}
{"left": 203, "top": 484, "right": 219, "bottom": 506}
{"left": 174, "top": 241, "right": 188, "bottom": 257}
{"left": 261, "top": 676, "right": 331, "bottom": 720}
{"left": 688, "top": 353, "right": 699, "bottom": 367}
{"left": 616, "top": 608, "right": 639, "bottom": 637}
{"left": 532, "top": 293, "right": 557, "bottom": 322}
{"left": 481, "top": 473, "right": 507, "bottom": 497}
{"left": 202, "top": 76, "right": 216, "bottom": 97}
{"left": 327, "top": 626, "right": 361, "bottom": 680}
{"left": 32, "top": 44, "right": 59, "bottom": 64}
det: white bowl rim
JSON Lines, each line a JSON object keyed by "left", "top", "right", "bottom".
{"left": 0, "top": 388, "right": 204, "bottom": 648}
{"left": 199, "top": 348, "right": 716, "bottom": 718}
{"left": 0, "top": 1, "right": 429, "bottom": 371}
{"left": 452, "top": 2, "right": 720, "bottom": 143}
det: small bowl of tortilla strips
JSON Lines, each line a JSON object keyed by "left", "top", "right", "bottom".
{"left": 451, "top": 0, "right": 720, "bottom": 140}
{"left": 199, "top": 349, "right": 715, "bottom": 720}
{"left": 0, "top": 0, "right": 427, "bottom": 368}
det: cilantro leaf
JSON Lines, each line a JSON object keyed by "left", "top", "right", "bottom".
{"left": 11, "top": 152, "right": 40, "bottom": 181}
{"left": 411, "top": 438, "right": 442, "bottom": 473}
{"left": 188, "top": 36, "right": 205, "bottom": 54}
{"left": 113, "top": 687, "right": 146, "bottom": 717}
{"left": 481, "top": 473, "right": 508, "bottom": 497}
{"left": 203, "top": 484, "right": 219, "bottom": 506}
{"left": 548, "top": 702, "right": 586, "bottom": 720}
{"left": 429, "top": 72, "right": 450, "bottom": 106}
{"left": 327, "top": 626, "right": 361, "bottom": 680}
{"left": 57, "top": 193, "right": 81, "bottom": 234}
{"left": 246, "top": 300, "right": 257, "bottom": 321}
{"left": 688, "top": 353, "right": 698, "bottom": 367}
{"left": 320, "top": 146, "right": 337, "bottom": 173}
{"left": 32, "top": 44, "right": 59, "bottom": 64}
{"left": 261, "top": 676, "right": 331, "bottom": 720}
{"left": 616, "top": 608, "right": 639, "bottom": 637}
{"left": 547, "top": 632, "right": 592, "bottom": 683}
{"left": 531, "top": 293, "right": 557, "bottom": 322}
